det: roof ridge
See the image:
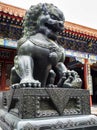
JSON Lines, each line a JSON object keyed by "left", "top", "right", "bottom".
{"left": 65, "top": 21, "right": 97, "bottom": 36}
{"left": 65, "top": 21, "right": 97, "bottom": 31}
{"left": 0, "top": 1, "right": 26, "bottom": 11}
{"left": 0, "top": 1, "right": 26, "bottom": 17}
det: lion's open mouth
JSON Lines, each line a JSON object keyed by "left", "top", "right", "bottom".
{"left": 45, "top": 22, "right": 59, "bottom": 32}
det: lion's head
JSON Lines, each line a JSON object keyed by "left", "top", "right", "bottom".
{"left": 23, "top": 3, "right": 65, "bottom": 40}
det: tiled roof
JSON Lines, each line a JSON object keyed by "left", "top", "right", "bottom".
{"left": 0, "top": 2, "right": 97, "bottom": 38}
{"left": 65, "top": 21, "right": 97, "bottom": 37}
{"left": 0, "top": 2, "right": 26, "bottom": 17}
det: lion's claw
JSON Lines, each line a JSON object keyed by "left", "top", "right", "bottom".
{"left": 20, "top": 78, "right": 41, "bottom": 88}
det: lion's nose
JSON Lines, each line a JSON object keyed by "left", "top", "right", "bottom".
{"left": 58, "top": 21, "right": 64, "bottom": 28}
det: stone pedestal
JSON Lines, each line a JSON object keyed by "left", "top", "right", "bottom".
{"left": 3, "top": 88, "right": 90, "bottom": 119}
{"left": 0, "top": 88, "right": 97, "bottom": 130}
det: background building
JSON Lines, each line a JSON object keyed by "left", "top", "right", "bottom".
{"left": 0, "top": 2, "right": 97, "bottom": 104}
{"left": 0, "top": 2, "right": 25, "bottom": 90}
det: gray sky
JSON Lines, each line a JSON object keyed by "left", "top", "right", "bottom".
{"left": 0, "top": 0, "right": 97, "bottom": 29}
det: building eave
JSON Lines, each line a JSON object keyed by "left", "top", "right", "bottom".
{"left": 0, "top": 2, "right": 26, "bottom": 17}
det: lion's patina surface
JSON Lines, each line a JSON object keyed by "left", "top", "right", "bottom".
{"left": 10, "top": 3, "right": 82, "bottom": 88}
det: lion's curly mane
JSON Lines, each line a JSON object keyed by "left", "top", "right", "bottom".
{"left": 23, "top": 3, "right": 64, "bottom": 37}
{"left": 18, "top": 3, "right": 64, "bottom": 48}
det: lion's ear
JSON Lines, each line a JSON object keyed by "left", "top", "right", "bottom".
{"left": 41, "top": 3, "right": 49, "bottom": 15}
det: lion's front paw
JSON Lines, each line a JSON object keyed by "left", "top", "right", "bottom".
{"left": 20, "top": 78, "right": 41, "bottom": 88}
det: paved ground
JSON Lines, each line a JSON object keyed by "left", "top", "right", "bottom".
{"left": 91, "top": 105, "right": 97, "bottom": 115}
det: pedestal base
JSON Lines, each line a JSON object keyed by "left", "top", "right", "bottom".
{"left": 0, "top": 109, "right": 97, "bottom": 130}
{"left": 17, "top": 115, "right": 97, "bottom": 130}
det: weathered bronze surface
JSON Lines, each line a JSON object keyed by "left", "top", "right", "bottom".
{"left": 0, "top": 3, "right": 97, "bottom": 130}
{"left": 10, "top": 3, "right": 82, "bottom": 89}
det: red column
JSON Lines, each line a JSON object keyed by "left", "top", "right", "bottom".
{"left": 1, "top": 62, "right": 6, "bottom": 90}
{"left": 84, "top": 59, "right": 92, "bottom": 106}
{"left": 84, "top": 59, "right": 88, "bottom": 89}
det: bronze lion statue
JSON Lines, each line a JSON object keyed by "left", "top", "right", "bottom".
{"left": 10, "top": 3, "right": 82, "bottom": 88}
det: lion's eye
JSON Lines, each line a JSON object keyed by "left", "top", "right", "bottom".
{"left": 51, "top": 14, "right": 59, "bottom": 20}
{"left": 51, "top": 15, "right": 55, "bottom": 19}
